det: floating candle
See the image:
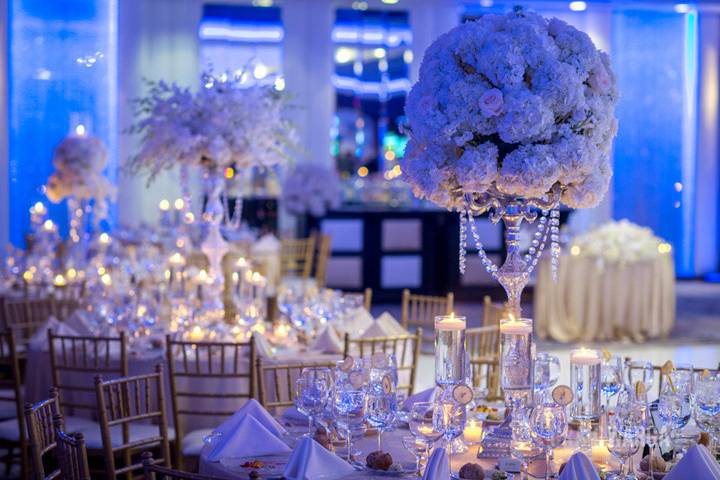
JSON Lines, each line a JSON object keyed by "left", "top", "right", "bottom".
{"left": 463, "top": 419, "right": 483, "bottom": 443}
{"left": 434, "top": 312, "right": 466, "bottom": 331}
{"left": 189, "top": 325, "right": 205, "bottom": 341}
{"left": 168, "top": 252, "right": 186, "bottom": 267}
{"left": 53, "top": 274, "right": 66, "bottom": 287}
{"left": 500, "top": 317, "right": 533, "bottom": 335}
{"left": 591, "top": 439, "right": 612, "bottom": 467}
{"left": 570, "top": 348, "right": 601, "bottom": 366}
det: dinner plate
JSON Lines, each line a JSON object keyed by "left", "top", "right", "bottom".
{"left": 350, "top": 460, "right": 417, "bottom": 476}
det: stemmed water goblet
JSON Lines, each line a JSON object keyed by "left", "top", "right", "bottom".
{"left": 607, "top": 426, "right": 641, "bottom": 480}
{"left": 658, "top": 374, "right": 692, "bottom": 458}
{"left": 332, "top": 388, "right": 367, "bottom": 461}
{"left": 295, "top": 377, "right": 329, "bottom": 437}
{"left": 693, "top": 372, "right": 720, "bottom": 456}
{"left": 609, "top": 389, "right": 646, "bottom": 480}
{"left": 510, "top": 407, "right": 544, "bottom": 478}
{"left": 402, "top": 435, "right": 427, "bottom": 476}
{"left": 601, "top": 355, "right": 624, "bottom": 408}
{"left": 366, "top": 353, "right": 398, "bottom": 450}
{"left": 409, "top": 402, "right": 442, "bottom": 463}
{"left": 627, "top": 361, "right": 654, "bottom": 393}
{"left": 529, "top": 400, "right": 567, "bottom": 480}
{"left": 534, "top": 353, "right": 561, "bottom": 403}
{"left": 432, "top": 395, "right": 467, "bottom": 476}
{"left": 645, "top": 402, "right": 671, "bottom": 479}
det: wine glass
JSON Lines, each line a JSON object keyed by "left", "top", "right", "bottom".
{"left": 367, "top": 389, "right": 397, "bottom": 450}
{"left": 301, "top": 366, "right": 333, "bottom": 390}
{"left": 332, "top": 388, "right": 367, "bottom": 461}
{"left": 645, "top": 402, "right": 671, "bottom": 479}
{"left": 612, "top": 392, "right": 646, "bottom": 480}
{"left": 601, "top": 355, "right": 624, "bottom": 408}
{"left": 409, "top": 402, "right": 442, "bottom": 461}
{"left": 529, "top": 401, "right": 567, "bottom": 480}
{"left": 433, "top": 395, "right": 466, "bottom": 476}
{"left": 694, "top": 373, "right": 720, "bottom": 456}
{"left": 295, "top": 377, "right": 329, "bottom": 437}
{"left": 607, "top": 426, "right": 641, "bottom": 480}
{"left": 658, "top": 376, "right": 692, "bottom": 457}
{"left": 534, "top": 353, "right": 561, "bottom": 402}
{"left": 511, "top": 407, "right": 544, "bottom": 477}
{"left": 627, "top": 360, "right": 654, "bottom": 391}
{"left": 402, "top": 435, "right": 427, "bottom": 476}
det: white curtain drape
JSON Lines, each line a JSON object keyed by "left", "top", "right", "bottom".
{"left": 117, "top": 0, "right": 202, "bottom": 227}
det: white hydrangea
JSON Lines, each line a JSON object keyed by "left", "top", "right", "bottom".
{"left": 282, "top": 164, "right": 341, "bottom": 217}
{"left": 402, "top": 9, "right": 618, "bottom": 211}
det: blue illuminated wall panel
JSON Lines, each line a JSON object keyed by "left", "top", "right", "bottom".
{"left": 611, "top": 10, "right": 695, "bottom": 275}
{"left": 9, "top": 0, "right": 117, "bottom": 246}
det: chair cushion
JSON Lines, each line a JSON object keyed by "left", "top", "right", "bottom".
{"left": 78, "top": 423, "right": 175, "bottom": 450}
{"left": 0, "top": 415, "right": 98, "bottom": 442}
{"left": 182, "top": 428, "right": 214, "bottom": 456}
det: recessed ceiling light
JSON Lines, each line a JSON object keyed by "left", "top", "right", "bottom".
{"left": 569, "top": 1, "right": 587, "bottom": 12}
{"left": 674, "top": 3, "right": 692, "bottom": 13}
{"left": 381, "top": 0, "right": 399, "bottom": 4}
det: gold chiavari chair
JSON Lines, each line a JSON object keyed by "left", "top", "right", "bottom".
{"left": 95, "top": 365, "right": 172, "bottom": 480}
{"left": 141, "top": 452, "right": 223, "bottom": 480}
{"left": 256, "top": 359, "right": 337, "bottom": 413}
{"left": 165, "top": 335, "right": 256, "bottom": 470}
{"left": 0, "top": 330, "right": 27, "bottom": 478}
{"left": 364, "top": 288, "right": 373, "bottom": 312}
{"left": 314, "top": 234, "right": 332, "bottom": 288}
{"left": 466, "top": 326, "right": 502, "bottom": 402}
{"left": 343, "top": 330, "right": 422, "bottom": 397}
{"left": 48, "top": 331, "right": 128, "bottom": 434}
{"left": 24, "top": 390, "right": 62, "bottom": 480}
{"left": 53, "top": 414, "right": 90, "bottom": 480}
{"left": 401, "top": 289, "right": 454, "bottom": 347}
{"left": 3, "top": 297, "right": 54, "bottom": 347}
{"left": 280, "top": 236, "right": 316, "bottom": 279}
{"left": 482, "top": 296, "right": 506, "bottom": 326}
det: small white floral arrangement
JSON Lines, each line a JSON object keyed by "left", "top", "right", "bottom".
{"left": 46, "top": 135, "right": 115, "bottom": 219}
{"left": 571, "top": 220, "right": 671, "bottom": 265}
{"left": 128, "top": 72, "right": 295, "bottom": 182}
{"left": 282, "top": 164, "right": 341, "bottom": 217}
{"left": 402, "top": 8, "right": 619, "bottom": 210}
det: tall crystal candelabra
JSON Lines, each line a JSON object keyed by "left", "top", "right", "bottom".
{"left": 570, "top": 348, "right": 601, "bottom": 452}
{"left": 435, "top": 314, "right": 466, "bottom": 387}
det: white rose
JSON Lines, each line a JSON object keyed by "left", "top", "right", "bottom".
{"left": 589, "top": 65, "right": 612, "bottom": 93}
{"left": 479, "top": 88, "right": 504, "bottom": 117}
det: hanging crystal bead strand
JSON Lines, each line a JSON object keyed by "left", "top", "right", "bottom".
{"left": 523, "top": 210, "right": 550, "bottom": 277}
{"left": 467, "top": 208, "right": 499, "bottom": 279}
{"left": 550, "top": 209, "right": 561, "bottom": 281}
{"left": 459, "top": 208, "right": 469, "bottom": 275}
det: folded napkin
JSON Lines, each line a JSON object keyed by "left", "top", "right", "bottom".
{"left": 251, "top": 233, "right": 281, "bottom": 255}
{"left": 64, "top": 310, "right": 93, "bottom": 335}
{"left": 375, "top": 312, "right": 408, "bottom": 335}
{"left": 343, "top": 308, "right": 374, "bottom": 334}
{"left": 254, "top": 334, "right": 275, "bottom": 358}
{"left": 403, "top": 387, "right": 439, "bottom": 411}
{"left": 559, "top": 452, "right": 600, "bottom": 480}
{"left": 283, "top": 437, "right": 355, "bottom": 480}
{"left": 311, "top": 325, "right": 343, "bottom": 354}
{"left": 28, "top": 317, "right": 79, "bottom": 351}
{"left": 665, "top": 444, "right": 720, "bottom": 480}
{"left": 280, "top": 406, "right": 308, "bottom": 423}
{"left": 422, "top": 447, "right": 450, "bottom": 480}
{"left": 215, "top": 398, "right": 287, "bottom": 438}
{"left": 206, "top": 415, "right": 290, "bottom": 461}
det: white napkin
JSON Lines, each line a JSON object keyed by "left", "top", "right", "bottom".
{"left": 559, "top": 452, "right": 600, "bottom": 480}
{"left": 206, "top": 415, "right": 290, "bottom": 461}
{"left": 422, "top": 447, "right": 450, "bottom": 480}
{"left": 403, "top": 387, "right": 439, "bottom": 411}
{"left": 283, "top": 437, "right": 355, "bottom": 480}
{"left": 280, "top": 406, "right": 308, "bottom": 423}
{"left": 215, "top": 398, "right": 287, "bottom": 438}
{"left": 375, "top": 312, "right": 408, "bottom": 335}
{"left": 28, "top": 317, "right": 79, "bottom": 351}
{"left": 343, "top": 308, "right": 374, "bottom": 334}
{"left": 312, "top": 325, "right": 343, "bottom": 354}
{"left": 251, "top": 233, "right": 281, "bottom": 255}
{"left": 64, "top": 310, "right": 92, "bottom": 335}
{"left": 254, "top": 334, "right": 275, "bottom": 358}
{"left": 665, "top": 444, "right": 720, "bottom": 480}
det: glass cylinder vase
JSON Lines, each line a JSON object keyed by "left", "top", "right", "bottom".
{"left": 434, "top": 314, "right": 466, "bottom": 387}
{"left": 570, "top": 348, "right": 601, "bottom": 452}
{"left": 500, "top": 317, "right": 534, "bottom": 392}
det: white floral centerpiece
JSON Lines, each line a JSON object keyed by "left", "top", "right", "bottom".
{"left": 282, "top": 164, "right": 341, "bottom": 218}
{"left": 571, "top": 220, "right": 671, "bottom": 266}
{"left": 402, "top": 8, "right": 619, "bottom": 314}
{"left": 46, "top": 134, "right": 115, "bottom": 221}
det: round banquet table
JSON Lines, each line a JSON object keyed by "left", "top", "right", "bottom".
{"left": 534, "top": 253, "right": 675, "bottom": 342}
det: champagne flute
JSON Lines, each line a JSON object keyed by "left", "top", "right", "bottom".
{"left": 295, "top": 377, "right": 329, "bottom": 437}
{"left": 529, "top": 401, "right": 567, "bottom": 480}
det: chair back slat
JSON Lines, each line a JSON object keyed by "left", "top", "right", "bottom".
{"left": 166, "top": 335, "right": 256, "bottom": 471}
{"left": 400, "top": 289, "right": 454, "bottom": 335}
{"left": 364, "top": 288, "right": 373, "bottom": 312}
{"left": 141, "top": 452, "right": 224, "bottom": 480}
{"left": 482, "top": 296, "right": 506, "bottom": 326}
{"left": 25, "top": 389, "right": 62, "bottom": 480}
{"left": 49, "top": 331, "right": 128, "bottom": 416}
{"left": 95, "top": 365, "right": 171, "bottom": 480}
{"left": 314, "top": 234, "right": 332, "bottom": 288}
{"left": 466, "top": 326, "right": 502, "bottom": 401}
{"left": 256, "top": 359, "right": 336, "bottom": 412}
{"left": 53, "top": 414, "right": 91, "bottom": 480}
{"left": 280, "top": 236, "right": 316, "bottom": 279}
{"left": 3, "top": 297, "right": 54, "bottom": 346}
{"left": 343, "top": 330, "right": 422, "bottom": 396}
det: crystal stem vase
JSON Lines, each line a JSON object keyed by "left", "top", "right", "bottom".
{"left": 200, "top": 168, "right": 229, "bottom": 306}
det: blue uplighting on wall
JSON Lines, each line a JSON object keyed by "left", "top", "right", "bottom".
{"left": 611, "top": 9, "right": 695, "bottom": 276}
{"left": 8, "top": 0, "right": 117, "bottom": 247}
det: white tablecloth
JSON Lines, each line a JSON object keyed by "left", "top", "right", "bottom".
{"left": 535, "top": 253, "right": 675, "bottom": 342}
